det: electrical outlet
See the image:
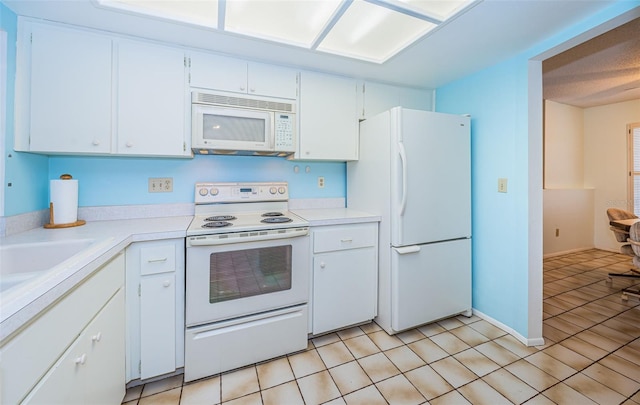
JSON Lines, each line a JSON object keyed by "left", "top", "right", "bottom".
{"left": 555, "top": 228, "right": 560, "bottom": 237}
{"left": 149, "top": 177, "right": 173, "bottom": 193}
{"left": 318, "top": 176, "right": 325, "bottom": 188}
{"left": 498, "top": 178, "right": 508, "bottom": 193}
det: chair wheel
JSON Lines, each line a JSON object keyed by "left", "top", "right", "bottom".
{"left": 606, "top": 277, "right": 613, "bottom": 284}
{"left": 622, "top": 293, "right": 629, "bottom": 301}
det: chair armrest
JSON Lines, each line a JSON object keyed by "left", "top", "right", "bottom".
{"left": 626, "top": 238, "right": 640, "bottom": 247}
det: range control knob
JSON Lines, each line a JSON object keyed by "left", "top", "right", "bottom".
{"left": 210, "top": 188, "right": 219, "bottom": 196}
{"left": 198, "top": 188, "right": 208, "bottom": 196}
{"left": 278, "top": 187, "right": 286, "bottom": 194}
{"left": 269, "top": 187, "right": 277, "bottom": 195}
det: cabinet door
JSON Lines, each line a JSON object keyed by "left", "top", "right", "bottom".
{"left": 362, "top": 81, "right": 433, "bottom": 119}
{"left": 117, "top": 41, "right": 188, "bottom": 156}
{"left": 84, "top": 288, "right": 126, "bottom": 404}
{"left": 22, "top": 333, "right": 86, "bottom": 405}
{"left": 361, "top": 81, "right": 399, "bottom": 120}
{"left": 23, "top": 289, "right": 125, "bottom": 405}
{"left": 190, "top": 51, "right": 247, "bottom": 93}
{"left": 29, "top": 24, "right": 112, "bottom": 153}
{"left": 125, "top": 239, "right": 184, "bottom": 382}
{"left": 313, "top": 247, "right": 377, "bottom": 334}
{"left": 248, "top": 62, "right": 298, "bottom": 99}
{"left": 140, "top": 272, "right": 176, "bottom": 379}
{"left": 298, "top": 71, "right": 358, "bottom": 161}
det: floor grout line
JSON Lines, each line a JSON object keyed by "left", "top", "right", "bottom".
{"left": 125, "top": 248, "right": 640, "bottom": 405}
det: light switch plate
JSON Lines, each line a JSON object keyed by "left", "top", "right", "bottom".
{"left": 498, "top": 178, "right": 508, "bottom": 193}
{"left": 149, "top": 177, "right": 173, "bottom": 193}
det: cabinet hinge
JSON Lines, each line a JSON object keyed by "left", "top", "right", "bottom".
{"left": 30, "top": 33, "right": 33, "bottom": 43}
{"left": 138, "top": 360, "right": 142, "bottom": 374}
{"left": 184, "top": 56, "right": 187, "bottom": 67}
{"left": 183, "top": 142, "right": 186, "bottom": 152}
{"left": 138, "top": 283, "right": 141, "bottom": 297}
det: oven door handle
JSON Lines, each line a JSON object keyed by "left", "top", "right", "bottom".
{"left": 188, "top": 227, "right": 309, "bottom": 246}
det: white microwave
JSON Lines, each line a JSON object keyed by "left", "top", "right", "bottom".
{"left": 191, "top": 91, "right": 297, "bottom": 156}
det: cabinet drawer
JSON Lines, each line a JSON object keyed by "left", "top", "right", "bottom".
{"left": 313, "top": 223, "right": 377, "bottom": 253}
{"left": 140, "top": 243, "right": 176, "bottom": 275}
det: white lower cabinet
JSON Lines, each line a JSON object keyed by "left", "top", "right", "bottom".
{"left": 0, "top": 253, "right": 125, "bottom": 405}
{"left": 23, "top": 289, "right": 125, "bottom": 404}
{"left": 126, "top": 239, "right": 185, "bottom": 381}
{"left": 311, "top": 223, "right": 378, "bottom": 335}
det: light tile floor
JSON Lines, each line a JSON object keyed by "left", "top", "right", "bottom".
{"left": 122, "top": 249, "right": 640, "bottom": 404}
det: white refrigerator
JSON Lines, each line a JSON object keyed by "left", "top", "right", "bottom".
{"left": 347, "top": 107, "right": 471, "bottom": 334}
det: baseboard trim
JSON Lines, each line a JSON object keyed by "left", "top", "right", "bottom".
{"left": 543, "top": 246, "right": 594, "bottom": 259}
{"left": 472, "top": 309, "right": 545, "bottom": 347}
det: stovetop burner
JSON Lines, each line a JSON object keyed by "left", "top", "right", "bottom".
{"left": 188, "top": 182, "right": 309, "bottom": 236}
{"left": 205, "top": 215, "right": 237, "bottom": 222}
{"left": 202, "top": 221, "right": 233, "bottom": 228}
{"left": 261, "top": 217, "right": 293, "bottom": 224}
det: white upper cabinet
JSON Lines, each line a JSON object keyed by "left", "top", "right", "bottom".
{"left": 247, "top": 62, "right": 298, "bottom": 100}
{"left": 117, "top": 41, "right": 189, "bottom": 157}
{"left": 296, "top": 71, "right": 358, "bottom": 161}
{"left": 189, "top": 52, "right": 247, "bottom": 94}
{"left": 22, "top": 23, "right": 112, "bottom": 154}
{"left": 359, "top": 81, "right": 433, "bottom": 119}
{"left": 15, "top": 19, "right": 190, "bottom": 157}
{"left": 189, "top": 52, "right": 298, "bottom": 100}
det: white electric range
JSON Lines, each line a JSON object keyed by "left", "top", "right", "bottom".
{"left": 184, "top": 182, "right": 310, "bottom": 382}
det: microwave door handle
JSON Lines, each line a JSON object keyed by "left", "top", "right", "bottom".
{"left": 268, "top": 113, "right": 275, "bottom": 149}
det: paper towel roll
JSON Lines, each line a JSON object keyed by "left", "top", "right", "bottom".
{"left": 50, "top": 179, "right": 78, "bottom": 224}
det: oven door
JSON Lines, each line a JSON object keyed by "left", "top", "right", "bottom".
{"left": 185, "top": 229, "right": 310, "bottom": 327}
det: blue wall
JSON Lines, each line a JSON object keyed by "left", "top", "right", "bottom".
{"left": 436, "top": 2, "right": 640, "bottom": 337}
{"left": 0, "top": 1, "right": 345, "bottom": 215}
{"left": 2, "top": 3, "right": 50, "bottom": 216}
{"left": 49, "top": 155, "right": 345, "bottom": 206}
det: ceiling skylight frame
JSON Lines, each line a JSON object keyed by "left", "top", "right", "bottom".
{"left": 95, "top": 0, "right": 479, "bottom": 64}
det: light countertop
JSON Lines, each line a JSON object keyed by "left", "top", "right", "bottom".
{"left": 0, "top": 208, "right": 378, "bottom": 342}
{"left": 292, "top": 208, "right": 380, "bottom": 226}
{"left": 0, "top": 216, "right": 192, "bottom": 342}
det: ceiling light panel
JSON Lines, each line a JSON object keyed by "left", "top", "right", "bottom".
{"left": 399, "top": 0, "right": 472, "bottom": 20}
{"left": 317, "top": 0, "right": 436, "bottom": 63}
{"left": 225, "top": 0, "right": 343, "bottom": 48}
{"left": 98, "top": 0, "right": 219, "bottom": 28}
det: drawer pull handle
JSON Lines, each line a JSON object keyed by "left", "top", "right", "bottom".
{"left": 91, "top": 332, "right": 102, "bottom": 342}
{"left": 148, "top": 257, "right": 168, "bottom": 263}
{"left": 320, "top": 262, "right": 326, "bottom": 269}
{"left": 340, "top": 238, "right": 353, "bottom": 243}
{"left": 163, "top": 280, "right": 171, "bottom": 288}
{"left": 75, "top": 354, "right": 87, "bottom": 365}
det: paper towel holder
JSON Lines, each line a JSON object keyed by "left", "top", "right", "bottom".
{"left": 44, "top": 174, "right": 86, "bottom": 229}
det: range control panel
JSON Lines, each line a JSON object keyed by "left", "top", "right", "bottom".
{"left": 194, "top": 182, "right": 289, "bottom": 204}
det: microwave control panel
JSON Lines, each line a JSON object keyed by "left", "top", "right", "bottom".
{"left": 274, "top": 113, "right": 295, "bottom": 151}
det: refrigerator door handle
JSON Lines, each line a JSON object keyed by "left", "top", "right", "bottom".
{"left": 394, "top": 245, "right": 421, "bottom": 255}
{"left": 398, "top": 142, "right": 408, "bottom": 216}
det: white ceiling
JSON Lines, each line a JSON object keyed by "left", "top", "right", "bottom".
{"left": 543, "top": 16, "right": 640, "bottom": 108}
{"left": 3, "top": 0, "right": 636, "bottom": 106}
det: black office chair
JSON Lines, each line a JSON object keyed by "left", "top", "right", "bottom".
{"left": 607, "top": 208, "right": 640, "bottom": 301}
